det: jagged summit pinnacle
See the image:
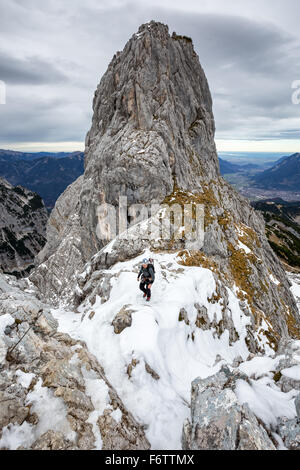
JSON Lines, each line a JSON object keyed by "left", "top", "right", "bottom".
{"left": 135, "top": 21, "right": 193, "bottom": 45}
{"left": 136, "top": 20, "right": 169, "bottom": 35}
{"left": 80, "top": 21, "right": 219, "bottom": 260}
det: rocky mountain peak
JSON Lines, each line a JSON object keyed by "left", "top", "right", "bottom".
{"left": 86, "top": 20, "right": 217, "bottom": 176}
{"left": 0, "top": 177, "right": 11, "bottom": 188}
{"left": 136, "top": 20, "right": 169, "bottom": 35}
{"left": 253, "top": 151, "right": 300, "bottom": 191}
{"left": 81, "top": 21, "right": 219, "bottom": 260}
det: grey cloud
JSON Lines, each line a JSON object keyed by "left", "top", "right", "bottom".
{"left": 0, "top": 0, "right": 299, "bottom": 146}
{"left": 150, "top": 9, "right": 300, "bottom": 139}
{"left": 0, "top": 86, "right": 90, "bottom": 143}
{"left": 0, "top": 50, "right": 68, "bottom": 84}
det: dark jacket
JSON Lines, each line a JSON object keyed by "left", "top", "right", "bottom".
{"left": 138, "top": 265, "right": 155, "bottom": 283}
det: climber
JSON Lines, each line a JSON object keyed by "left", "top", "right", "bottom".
{"left": 137, "top": 258, "right": 155, "bottom": 302}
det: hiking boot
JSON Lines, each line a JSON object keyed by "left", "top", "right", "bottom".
{"left": 146, "top": 296, "right": 151, "bottom": 302}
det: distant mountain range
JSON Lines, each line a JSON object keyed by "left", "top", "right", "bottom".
{"left": 0, "top": 149, "right": 82, "bottom": 161}
{"left": 252, "top": 153, "right": 300, "bottom": 191}
{"left": 219, "top": 158, "right": 240, "bottom": 174}
{"left": 252, "top": 198, "right": 300, "bottom": 269}
{"left": 0, "top": 149, "right": 84, "bottom": 209}
{"left": 219, "top": 157, "right": 260, "bottom": 175}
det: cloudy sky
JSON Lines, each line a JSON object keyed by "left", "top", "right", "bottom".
{"left": 0, "top": 0, "right": 300, "bottom": 153}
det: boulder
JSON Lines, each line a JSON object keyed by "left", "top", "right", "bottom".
{"left": 112, "top": 305, "right": 134, "bottom": 334}
{"left": 182, "top": 367, "right": 276, "bottom": 450}
{"left": 277, "top": 417, "right": 300, "bottom": 450}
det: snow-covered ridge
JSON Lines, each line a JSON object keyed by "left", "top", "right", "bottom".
{"left": 1, "top": 252, "right": 300, "bottom": 450}
{"left": 50, "top": 252, "right": 300, "bottom": 449}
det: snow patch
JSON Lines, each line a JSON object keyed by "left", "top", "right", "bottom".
{"left": 235, "top": 377, "right": 296, "bottom": 427}
{"left": 15, "top": 370, "right": 35, "bottom": 389}
{"left": 238, "top": 240, "right": 251, "bottom": 254}
{"left": 81, "top": 365, "right": 110, "bottom": 450}
{"left": 281, "top": 364, "right": 300, "bottom": 381}
{"left": 238, "top": 356, "right": 282, "bottom": 379}
{"left": 269, "top": 273, "right": 280, "bottom": 286}
{"left": 0, "top": 379, "right": 75, "bottom": 450}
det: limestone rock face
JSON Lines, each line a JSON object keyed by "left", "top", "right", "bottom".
{"left": 274, "top": 340, "right": 300, "bottom": 392}
{"left": 97, "top": 404, "right": 149, "bottom": 450}
{"left": 112, "top": 305, "right": 134, "bottom": 334}
{"left": 277, "top": 417, "right": 300, "bottom": 450}
{"left": 0, "top": 273, "right": 149, "bottom": 450}
{"left": 182, "top": 367, "right": 276, "bottom": 450}
{"left": 30, "top": 176, "right": 85, "bottom": 306}
{"left": 0, "top": 178, "right": 48, "bottom": 277}
{"left": 80, "top": 21, "right": 219, "bottom": 261}
{"left": 31, "top": 431, "right": 75, "bottom": 450}
{"left": 295, "top": 393, "right": 300, "bottom": 419}
{"left": 36, "top": 175, "right": 84, "bottom": 266}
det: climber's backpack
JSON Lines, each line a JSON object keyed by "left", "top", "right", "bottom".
{"left": 148, "top": 258, "right": 155, "bottom": 273}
